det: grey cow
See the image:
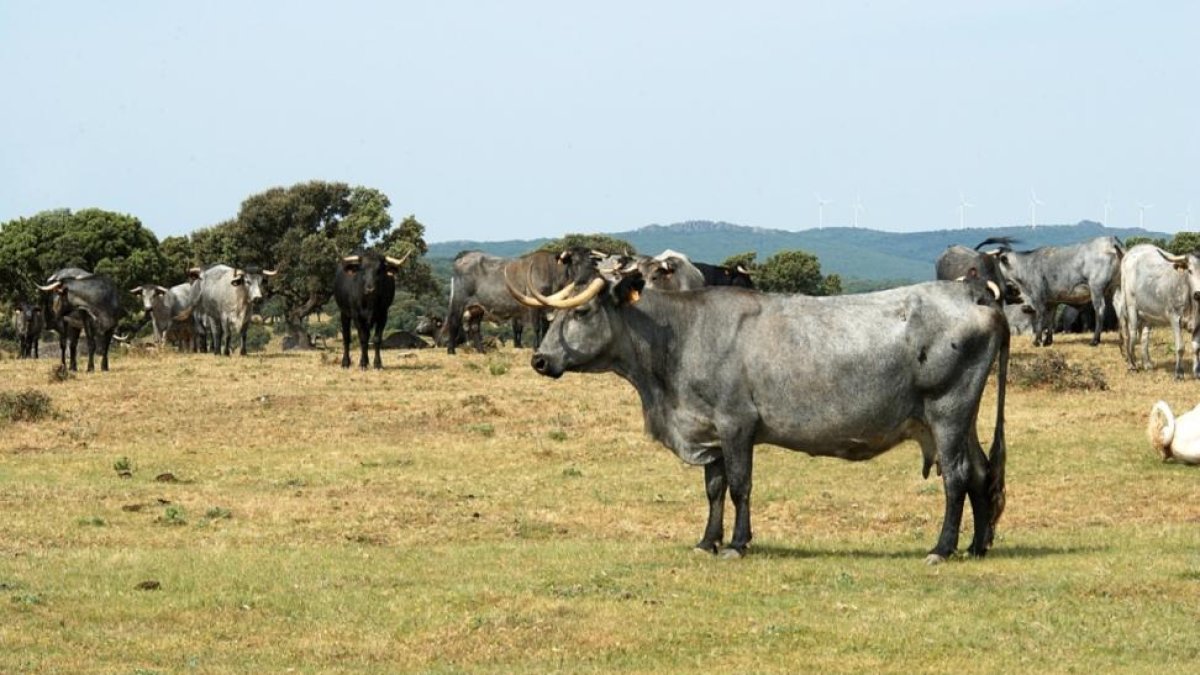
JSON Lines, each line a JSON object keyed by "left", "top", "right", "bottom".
{"left": 517, "top": 273, "right": 1009, "bottom": 563}
{"left": 187, "top": 265, "right": 275, "bottom": 356}
{"left": 38, "top": 271, "right": 124, "bottom": 372}
{"left": 130, "top": 280, "right": 201, "bottom": 349}
{"left": 991, "top": 236, "right": 1123, "bottom": 346}
{"left": 1118, "top": 244, "right": 1200, "bottom": 379}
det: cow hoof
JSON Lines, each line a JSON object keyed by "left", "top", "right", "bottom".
{"left": 718, "top": 547, "right": 744, "bottom": 560}
{"left": 924, "top": 553, "right": 947, "bottom": 566}
{"left": 693, "top": 545, "right": 717, "bottom": 556}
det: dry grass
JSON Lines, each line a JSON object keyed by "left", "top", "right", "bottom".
{"left": 1, "top": 333, "right": 1199, "bottom": 673}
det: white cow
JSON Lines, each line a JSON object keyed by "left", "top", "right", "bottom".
{"left": 1147, "top": 401, "right": 1200, "bottom": 465}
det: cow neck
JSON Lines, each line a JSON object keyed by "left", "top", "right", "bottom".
{"left": 607, "top": 290, "right": 685, "bottom": 437}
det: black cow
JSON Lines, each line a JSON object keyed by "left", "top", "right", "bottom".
{"left": 694, "top": 262, "right": 755, "bottom": 288}
{"left": 13, "top": 303, "right": 44, "bottom": 358}
{"left": 39, "top": 270, "right": 124, "bottom": 372}
{"left": 516, "top": 273, "right": 1009, "bottom": 563}
{"left": 333, "top": 250, "right": 410, "bottom": 369}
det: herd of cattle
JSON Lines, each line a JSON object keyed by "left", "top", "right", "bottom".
{"left": 6, "top": 235, "right": 1198, "bottom": 560}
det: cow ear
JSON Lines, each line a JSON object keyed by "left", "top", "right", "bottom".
{"left": 613, "top": 277, "right": 645, "bottom": 306}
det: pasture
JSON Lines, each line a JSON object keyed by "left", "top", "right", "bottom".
{"left": 1, "top": 332, "right": 1198, "bottom": 673}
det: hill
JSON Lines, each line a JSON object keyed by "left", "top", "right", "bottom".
{"left": 427, "top": 220, "right": 1170, "bottom": 283}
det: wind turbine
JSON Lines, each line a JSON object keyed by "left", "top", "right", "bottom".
{"left": 958, "top": 192, "right": 974, "bottom": 229}
{"left": 1137, "top": 202, "right": 1153, "bottom": 229}
{"left": 815, "top": 193, "right": 832, "bottom": 228}
{"left": 1102, "top": 195, "right": 1112, "bottom": 225}
{"left": 1030, "top": 188, "right": 1044, "bottom": 229}
{"left": 852, "top": 193, "right": 865, "bottom": 228}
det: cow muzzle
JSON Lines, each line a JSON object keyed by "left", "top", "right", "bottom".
{"left": 531, "top": 353, "right": 563, "bottom": 379}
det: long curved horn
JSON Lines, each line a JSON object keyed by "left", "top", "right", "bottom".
{"left": 531, "top": 276, "right": 606, "bottom": 310}
{"left": 342, "top": 255, "right": 362, "bottom": 265}
{"left": 129, "top": 286, "right": 143, "bottom": 294}
{"left": 543, "top": 282, "right": 577, "bottom": 302}
{"left": 385, "top": 250, "right": 412, "bottom": 267}
{"left": 1157, "top": 250, "right": 1188, "bottom": 264}
{"left": 262, "top": 269, "right": 278, "bottom": 277}
{"left": 503, "top": 268, "right": 545, "bottom": 308}
{"left": 37, "top": 281, "right": 63, "bottom": 292}
{"left": 986, "top": 281, "right": 1001, "bottom": 301}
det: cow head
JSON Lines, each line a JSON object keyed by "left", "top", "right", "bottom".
{"left": 130, "top": 284, "right": 170, "bottom": 314}
{"left": 507, "top": 267, "right": 642, "bottom": 378}
{"left": 231, "top": 267, "right": 276, "bottom": 303}
{"left": 341, "top": 251, "right": 410, "bottom": 295}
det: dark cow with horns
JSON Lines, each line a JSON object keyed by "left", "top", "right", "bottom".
{"left": 510, "top": 273, "right": 1009, "bottom": 563}
{"left": 333, "top": 250, "right": 411, "bottom": 369}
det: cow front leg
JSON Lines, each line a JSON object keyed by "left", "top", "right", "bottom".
{"left": 84, "top": 323, "right": 96, "bottom": 372}
{"left": 356, "top": 319, "right": 371, "bottom": 370}
{"left": 372, "top": 320, "right": 384, "bottom": 370}
{"left": 694, "top": 459, "right": 727, "bottom": 555}
{"left": 339, "top": 314, "right": 352, "bottom": 368}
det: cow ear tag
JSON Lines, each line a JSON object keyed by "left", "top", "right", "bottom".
{"left": 628, "top": 289, "right": 641, "bottom": 304}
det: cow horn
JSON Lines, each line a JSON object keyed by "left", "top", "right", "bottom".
{"left": 385, "top": 250, "right": 412, "bottom": 267}
{"left": 986, "top": 281, "right": 1001, "bottom": 301}
{"left": 1158, "top": 250, "right": 1188, "bottom": 265}
{"left": 37, "top": 281, "right": 63, "bottom": 292}
{"left": 531, "top": 275, "right": 606, "bottom": 310}
{"left": 342, "top": 255, "right": 362, "bottom": 265}
{"left": 262, "top": 269, "right": 278, "bottom": 277}
{"left": 736, "top": 265, "right": 753, "bottom": 275}
{"left": 156, "top": 285, "right": 169, "bottom": 294}
{"left": 129, "top": 286, "right": 142, "bottom": 294}
{"left": 503, "top": 268, "right": 545, "bottom": 308}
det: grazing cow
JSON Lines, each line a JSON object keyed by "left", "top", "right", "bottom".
{"left": 130, "top": 280, "right": 201, "bottom": 349}
{"left": 333, "top": 250, "right": 410, "bottom": 369}
{"left": 1148, "top": 401, "right": 1200, "bottom": 465}
{"left": 38, "top": 271, "right": 124, "bottom": 372}
{"left": 694, "top": 261, "right": 755, "bottom": 288}
{"left": 13, "top": 303, "right": 44, "bottom": 358}
{"left": 445, "top": 248, "right": 599, "bottom": 354}
{"left": 516, "top": 273, "right": 1009, "bottom": 563}
{"left": 991, "top": 236, "right": 1123, "bottom": 347}
{"left": 1117, "top": 245, "right": 1200, "bottom": 379}
{"left": 187, "top": 265, "right": 276, "bottom": 356}
{"left": 935, "top": 238, "right": 1024, "bottom": 305}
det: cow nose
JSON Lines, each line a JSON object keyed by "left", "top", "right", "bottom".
{"left": 531, "top": 354, "right": 549, "bottom": 374}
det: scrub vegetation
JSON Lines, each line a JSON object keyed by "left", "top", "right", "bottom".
{"left": 0, "top": 332, "right": 1197, "bottom": 673}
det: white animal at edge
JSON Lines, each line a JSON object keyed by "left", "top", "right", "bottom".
{"left": 1147, "top": 401, "right": 1200, "bottom": 464}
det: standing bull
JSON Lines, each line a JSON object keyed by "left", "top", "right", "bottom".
{"left": 38, "top": 271, "right": 125, "bottom": 372}
{"left": 991, "top": 236, "right": 1123, "bottom": 346}
{"left": 13, "top": 303, "right": 44, "bottom": 358}
{"left": 333, "top": 250, "right": 411, "bottom": 369}
{"left": 514, "top": 273, "right": 1009, "bottom": 563}
{"left": 445, "top": 248, "right": 599, "bottom": 354}
{"left": 188, "top": 265, "right": 276, "bottom": 356}
{"left": 130, "top": 279, "right": 202, "bottom": 350}
{"left": 1118, "top": 244, "right": 1200, "bottom": 379}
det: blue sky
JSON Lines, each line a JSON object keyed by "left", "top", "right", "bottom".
{"left": 2, "top": 1, "right": 1196, "bottom": 242}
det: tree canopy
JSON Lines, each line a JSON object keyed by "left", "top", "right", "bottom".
{"left": 0, "top": 208, "right": 166, "bottom": 314}
{"left": 537, "top": 233, "right": 637, "bottom": 256}
{"left": 721, "top": 249, "right": 841, "bottom": 295}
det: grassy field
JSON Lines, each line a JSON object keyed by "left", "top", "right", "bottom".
{"left": 1, "top": 331, "right": 1198, "bottom": 673}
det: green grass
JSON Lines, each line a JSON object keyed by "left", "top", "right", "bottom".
{"left": 0, "top": 334, "right": 1198, "bottom": 672}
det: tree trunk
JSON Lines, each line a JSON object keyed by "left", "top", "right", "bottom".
{"left": 281, "top": 292, "right": 327, "bottom": 351}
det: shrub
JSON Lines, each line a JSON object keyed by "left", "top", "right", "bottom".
{"left": 1010, "top": 351, "right": 1107, "bottom": 391}
{"left": 0, "top": 389, "right": 52, "bottom": 423}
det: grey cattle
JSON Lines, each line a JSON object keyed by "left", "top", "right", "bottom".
{"left": 935, "top": 238, "right": 1023, "bottom": 304}
{"left": 1118, "top": 244, "right": 1200, "bottom": 379}
{"left": 13, "top": 303, "right": 44, "bottom": 358}
{"left": 992, "top": 236, "right": 1123, "bottom": 346}
{"left": 130, "top": 280, "right": 200, "bottom": 349}
{"left": 38, "top": 270, "right": 124, "bottom": 372}
{"left": 599, "top": 250, "right": 707, "bottom": 291}
{"left": 518, "top": 273, "right": 1009, "bottom": 563}
{"left": 187, "top": 265, "right": 275, "bottom": 356}
{"left": 447, "top": 248, "right": 599, "bottom": 354}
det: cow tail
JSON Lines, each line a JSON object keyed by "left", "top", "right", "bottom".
{"left": 986, "top": 323, "right": 1009, "bottom": 548}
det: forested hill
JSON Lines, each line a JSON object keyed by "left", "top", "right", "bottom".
{"left": 427, "top": 220, "right": 1171, "bottom": 283}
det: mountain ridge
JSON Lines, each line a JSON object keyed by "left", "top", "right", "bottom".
{"left": 427, "top": 220, "right": 1172, "bottom": 282}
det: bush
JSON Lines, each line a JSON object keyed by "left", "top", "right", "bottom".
{"left": 1010, "top": 351, "right": 1107, "bottom": 391}
{"left": 0, "top": 389, "right": 52, "bottom": 423}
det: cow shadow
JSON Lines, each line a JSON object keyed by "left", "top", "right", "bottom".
{"left": 749, "top": 542, "right": 1106, "bottom": 560}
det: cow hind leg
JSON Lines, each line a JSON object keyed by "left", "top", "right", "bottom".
{"left": 926, "top": 418, "right": 976, "bottom": 564}
{"left": 962, "top": 431, "right": 994, "bottom": 558}
{"left": 719, "top": 427, "right": 757, "bottom": 559}
{"left": 694, "top": 460, "right": 728, "bottom": 555}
